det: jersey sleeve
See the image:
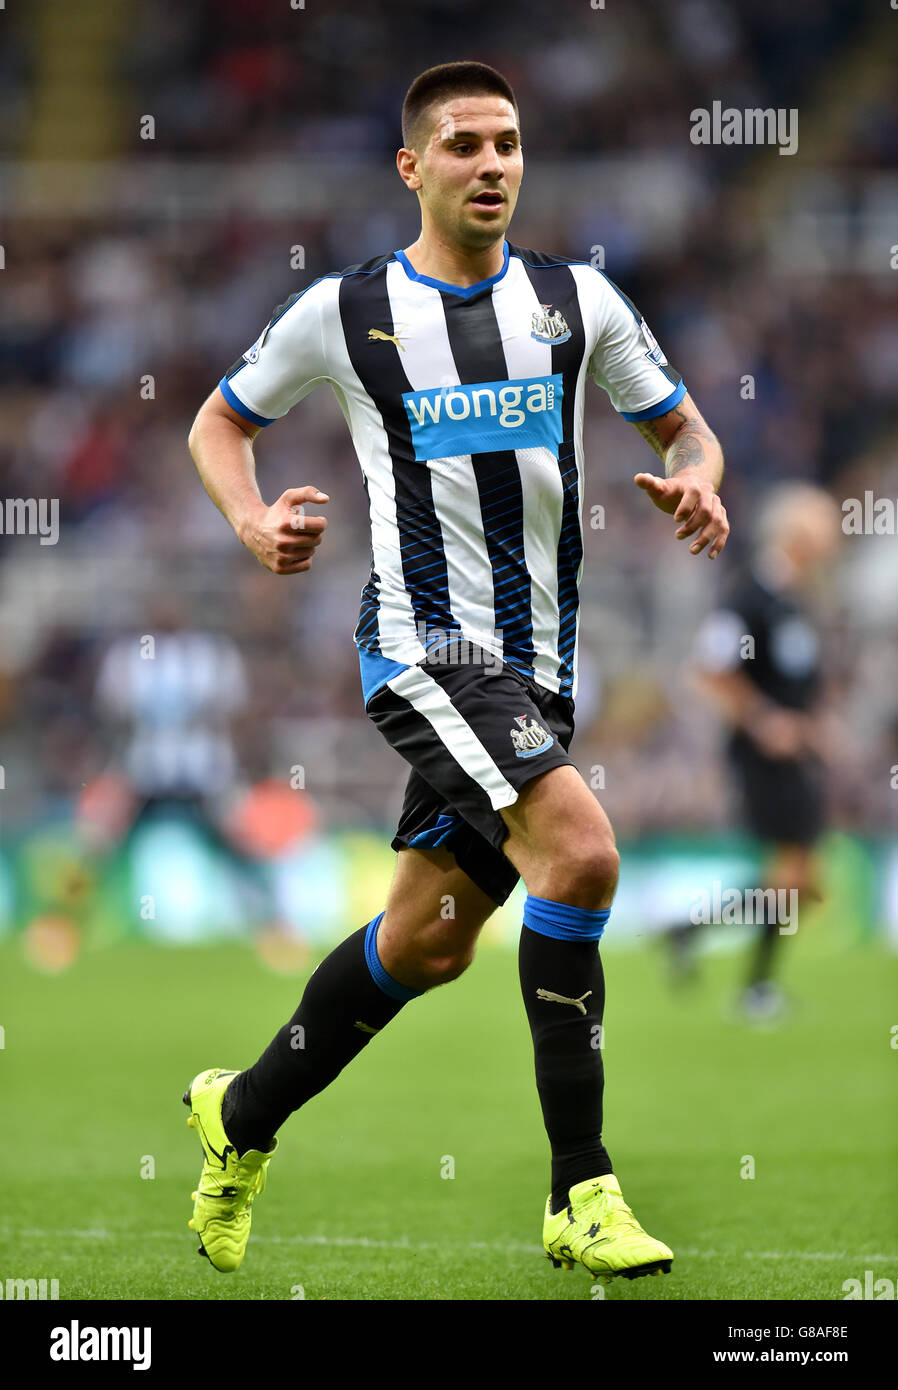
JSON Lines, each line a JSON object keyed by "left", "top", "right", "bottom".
{"left": 218, "top": 277, "right": 334, "bottom": 427}
{"left": 586, "top": 270, "right": 685, "bottom": 421}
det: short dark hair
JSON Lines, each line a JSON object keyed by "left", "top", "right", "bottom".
{"left": 401, "top": 61, "right": 518, "bottom": 150}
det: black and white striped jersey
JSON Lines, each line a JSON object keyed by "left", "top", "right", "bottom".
{"left": 219, "top": 241, "right": 684, "bottom": 705}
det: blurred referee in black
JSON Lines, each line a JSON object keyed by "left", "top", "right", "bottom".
{"left": 681, "top": 483, "right": 842, "bottom": 1019}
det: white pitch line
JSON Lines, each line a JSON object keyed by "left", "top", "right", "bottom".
{"left": 2, "top": 1229, "right": 896, "bottom": 1262}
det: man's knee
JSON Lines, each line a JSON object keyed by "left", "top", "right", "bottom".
{"left": 417, "top": 939, "right": 477, "bottom": 987}
{"left": 537, "top": 838, "right": 620, "bottom": 910}
{"left": 502, "top": 766, "right": 620, "bottom": 910}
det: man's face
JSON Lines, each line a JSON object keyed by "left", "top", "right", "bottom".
{"left": 402, "top": 95, "right": 523, "bottom": 249}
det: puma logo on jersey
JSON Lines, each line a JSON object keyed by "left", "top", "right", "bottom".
{"left": 368, "top": 326, "right": 407, "bottom": 351}
{"left": 536, "top": 988, "right": 593, "bottom": 1015}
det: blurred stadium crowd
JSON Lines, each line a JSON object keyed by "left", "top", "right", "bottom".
{"left": 2, "top": 0, "right": 897, "bottom": 858}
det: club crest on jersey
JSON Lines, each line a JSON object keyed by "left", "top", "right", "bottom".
{"left": 530, "top": 305, "right": 571, "bottom": 345}
{"left": 510, "top": 714, "right": 554, "bottom": 758}
{"left": 639, "top": 317, "right": 667, "bottom": 366}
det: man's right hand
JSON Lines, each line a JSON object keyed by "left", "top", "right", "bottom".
{"left": 746, "top": 706, "right": 812, "bottom": 761}
{"left": 238, "top": 486, "right": 329, "bottom": 575}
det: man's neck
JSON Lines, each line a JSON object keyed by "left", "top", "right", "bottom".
{"left": 402, "top": 232, "right": 506, "bottom": 288}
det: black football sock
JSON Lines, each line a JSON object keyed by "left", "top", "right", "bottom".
{"left": 519, "top": 900, "right": 613, "bottom": 1216}
{"left": 745, "top": 872, "right": 798, "bottom": 989}
{"left": 221, "top": 914, "right": 418, "bottom": 1155}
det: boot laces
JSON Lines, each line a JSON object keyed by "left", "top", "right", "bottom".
{"left": 210, "top": 1157, "right": 267, "bottom": 1214}
{"left": 583, "top": 1184, "right": 640, "bottom": 1235}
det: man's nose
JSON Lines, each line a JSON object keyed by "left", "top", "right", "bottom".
{"left": 477, "top": 145, "right": 505, "bottom": 178}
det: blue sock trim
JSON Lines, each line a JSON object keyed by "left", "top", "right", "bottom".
{"left": 522, "top": 894, "right": 610, "bottom": 942}
{"left": 363, "top": 913, "right": 421, "bottom": 1001}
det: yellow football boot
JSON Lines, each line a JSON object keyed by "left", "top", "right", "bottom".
{"left": 544, "top": 1174, "right": 673, "bottom": 1282}
{"left": 182, "top": 1067, "right": 276, "bottom": 1273}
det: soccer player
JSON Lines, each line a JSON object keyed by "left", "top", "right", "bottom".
{"left": 184, "top": 61, "right": 729, "bottom": 1285}
{"left": 688, "top": 483, "right": 840, "bottom": 1020}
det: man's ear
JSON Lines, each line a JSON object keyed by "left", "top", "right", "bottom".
{"left": 396, "top": 147, "right": 422, "bottom": 191}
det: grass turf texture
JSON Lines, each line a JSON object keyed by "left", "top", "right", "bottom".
{"left": 1, "top": 930, "right": 895, "bottom": 1301}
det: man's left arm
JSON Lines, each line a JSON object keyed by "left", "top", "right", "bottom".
{"left": 631, "top": 392, "right": 729, "bottom": 559}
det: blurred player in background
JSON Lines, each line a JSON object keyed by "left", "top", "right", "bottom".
{"left": 678, "top": 484, "right": 842, "bottom": 1020}
{"left": 183, "top": 61, "right": 729, "bottom": 1286}
{"left": 93, "top": 603, "right": 295, "bottom": 932}
{"left": 95, "top": 601, "right": 249, "bottom": 822}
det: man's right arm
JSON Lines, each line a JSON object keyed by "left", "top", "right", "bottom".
{"left": 187, "top": 388, "right": 329, "bottom": 576}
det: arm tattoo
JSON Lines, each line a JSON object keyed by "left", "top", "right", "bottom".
{"left": 665, "top": 419, "right": 717, "bottom": 476}
{"left": 633, "top": 417, "right": 669, "bottom": 462}
{"left": 634, "top": 405, "right": 718, "bottom": 477}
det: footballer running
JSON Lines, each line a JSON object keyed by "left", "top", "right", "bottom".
{"left": 185, "top": 61, "right": 729, "bottom": 1287}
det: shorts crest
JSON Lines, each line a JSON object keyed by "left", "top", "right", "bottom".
{"left": 510, "top": 714, "right": 555, "bottom": 758}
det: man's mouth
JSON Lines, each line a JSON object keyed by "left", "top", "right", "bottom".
{"left": 469, "top": 191, "right": 504, "bottom": 209}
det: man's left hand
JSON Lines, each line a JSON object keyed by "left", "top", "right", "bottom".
{"left": 635, "top": 469, "right": 730, "bottom": 558}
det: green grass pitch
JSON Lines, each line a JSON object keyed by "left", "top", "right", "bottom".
{"left": 1, "top": 929, "right": 895, "bottom": 1301}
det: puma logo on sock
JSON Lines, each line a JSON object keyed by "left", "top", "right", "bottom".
{"left": 536, "top": 988, "right": 593, "bottom": 1015}
{"left": 353, "top": 1020, "right": 379, "bottom": 1035}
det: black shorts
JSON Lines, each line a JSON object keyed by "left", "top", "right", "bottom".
{"left": 729, "top": 739, "right": 826, "bottom": 847}
{"left": 365, "top": 649, "right": 577, "bottom": 906}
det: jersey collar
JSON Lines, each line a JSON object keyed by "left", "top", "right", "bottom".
{"left": 393, "top": 241, "right": 510, "bottom": 298}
